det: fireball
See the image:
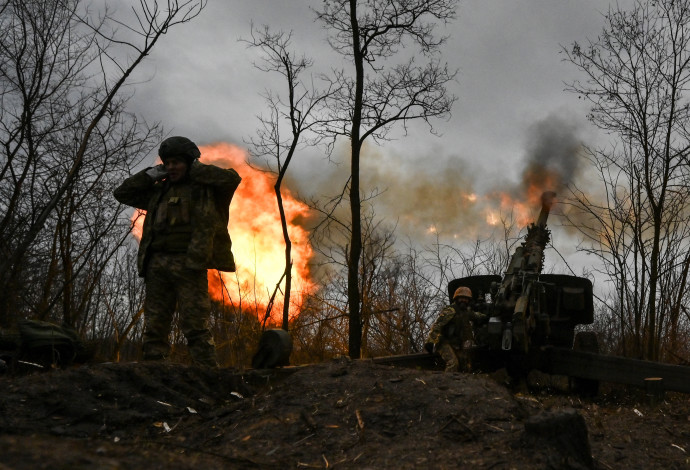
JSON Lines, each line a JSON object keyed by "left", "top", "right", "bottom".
{"left": 484, "top": 163, "right": 560, "bottom": 228}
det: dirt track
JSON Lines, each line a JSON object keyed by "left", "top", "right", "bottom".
{"left": 1, "top": 359, "right": 689, "bottom": 469}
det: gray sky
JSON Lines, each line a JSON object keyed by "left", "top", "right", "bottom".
{"left": 126, "top": 0, "right": 616, "bottom": 273}
{"left": 131, "top": 0, "right": 608, "bottom": 153}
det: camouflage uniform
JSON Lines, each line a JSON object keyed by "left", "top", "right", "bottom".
{"left": 427, "top": 303, "right": 485, "bottom": 372}
{"left": 114, "top": 147, "right": 241, "bottom": 367}
{"left": 143, "top": 253, "right": 216, "bottom": 365}
{"left": 116, "top": 160, "right": 241, "bottom": 276}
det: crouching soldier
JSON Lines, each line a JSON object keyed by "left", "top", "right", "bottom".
{"left": 425, "top": 286, "right": 486, "bottom": 372}
{"left": 114, "top": 136, "right": 241, "bottom": 367}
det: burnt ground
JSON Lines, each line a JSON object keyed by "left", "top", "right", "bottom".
{"left": 0, "top": 358, "right": 689, "bottom": 469}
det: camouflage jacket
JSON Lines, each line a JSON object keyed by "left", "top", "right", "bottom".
{"left": 427, "top": 303, "right": 485, "bottom": 348}
{"left": 114, "top": 160, "right": 241, "bottom": 276}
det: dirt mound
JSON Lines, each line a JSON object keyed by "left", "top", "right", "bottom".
{"left": 1, "top": 358, "right": 689, "bottom": 469}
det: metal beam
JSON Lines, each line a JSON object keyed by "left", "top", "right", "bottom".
{"left": 371, "top": 352, "right": 444, "bottom": 370}
{"left": 539, "top": 347, "right": 690, "bottom": 393}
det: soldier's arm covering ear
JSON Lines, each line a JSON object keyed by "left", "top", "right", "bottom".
{"left": 189, "top": 160, "right": 242, "bottom": 206}
{"left": 189, "top": 160, "right": 241, "bottom": 188}
{"left": 145, "top": 164, "right": 168, "bottom": 182}
{"left": 113, "top": 168, "right": 158, "bottom": 210}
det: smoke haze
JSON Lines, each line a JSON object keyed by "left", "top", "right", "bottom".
{"left": 291, "top": 112, "right": 586, "bottom": 244}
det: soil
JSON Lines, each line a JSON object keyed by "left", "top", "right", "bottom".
{"left": 1, "top": 358, "right": 689, "bottom": 470}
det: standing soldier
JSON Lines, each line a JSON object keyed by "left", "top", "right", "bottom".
{"left": 114, "top": 136, "right": 241, "bottom": 367}
{"left": 425, "top": 286, "right": 486, "bottom": 372}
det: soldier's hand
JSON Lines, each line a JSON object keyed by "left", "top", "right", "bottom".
{"left": 424, "top": 342, "right": 436, "bottom": 354}
{"left": 146, "top": 164, "right": 168, "bottom": 181}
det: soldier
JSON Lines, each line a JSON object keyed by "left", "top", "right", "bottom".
{"left": 114, "top": 136, "right": 241, "bottom": 367}
{"left": 425, "top": 286, "right": 486, "bottom": 372}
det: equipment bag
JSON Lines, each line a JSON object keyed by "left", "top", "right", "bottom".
{"left": 17, "top": 319, "right": 81, "bottom": 366}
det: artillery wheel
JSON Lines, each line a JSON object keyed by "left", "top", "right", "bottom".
{"left": 570, "top": 331, "right": 600, "bottom": 397}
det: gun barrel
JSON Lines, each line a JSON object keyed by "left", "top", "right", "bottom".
{"left": 536, "top": 191, "right": 556, "bottom": 227}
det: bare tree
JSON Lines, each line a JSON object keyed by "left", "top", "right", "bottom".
{"left": 96, "top": 243, "right": 145, "bottom": 362}
{"left": 0, "top": 0, "right": 206, "bottom": 327}
{"left": 562, "top": 0, "right": 690, "bottom": 360}
{"left": 315, "top": 0, "right": 458, "bottom": 358}
{"left": 291, "top": 279, "right": 351, "bottom": 363}
{"left": 300, "top": 203, "right": 443, "bottom": 359}
{"left": 243, "top": 25, "right": 336, "bottom": 330}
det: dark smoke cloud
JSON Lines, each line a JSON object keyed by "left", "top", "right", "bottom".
{"left": 521, "top": 113, "right": 584, "bottom": 194}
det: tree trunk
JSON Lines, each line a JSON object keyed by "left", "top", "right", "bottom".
{"left": 276, "top": 184, "right": 293, "bottom": 330}
{"left": 347, "top": 0, "right": 363, "bottom": 359}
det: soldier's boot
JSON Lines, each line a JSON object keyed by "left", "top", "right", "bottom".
{"left": 457, "top": 349, "right": 472, "bottom": 373}
{"left": 143, "top": 353, "right": 165, "bottom": 361}
{"left": 438, "top": 343, "right": 460, "bottom": 372}
{"left": 141, "top": 321, "right": 171, "bottom": 361}
{"left": 187, "top": 330, "right": 218, "bottom": 368}
{"left": 142, "top": 338, "right": 169, "bottom": 361}
{"left": 191, "top": 347, "right": 217, "bottom": 368}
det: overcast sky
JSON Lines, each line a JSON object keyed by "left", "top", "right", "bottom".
{"left": 130, "top": 0, "right": 609, "bottom": 155}
{"left": 124, "top": 0, "right": 619, "bottom": 272}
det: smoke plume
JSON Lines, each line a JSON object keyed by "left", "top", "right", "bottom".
{"left": 288, "top": 112, "right": 587, "bottom": 245}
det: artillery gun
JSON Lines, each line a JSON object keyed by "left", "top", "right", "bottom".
{"left": 448, "top": 191, "right": 596, "bottom": 377}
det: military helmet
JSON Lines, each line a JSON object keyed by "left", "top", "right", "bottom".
{"left": 453, "top": 286, "right": 472, "bottom": 301}
{"left": 158, "top": 136, "right": 201, "bottom": 164}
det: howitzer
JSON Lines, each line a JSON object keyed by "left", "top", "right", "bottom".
{"left": 487, "top": 191, "right": 558, "bottom": 352}
{"left": 447, "top": 192, "right": 595, "bottom": 373}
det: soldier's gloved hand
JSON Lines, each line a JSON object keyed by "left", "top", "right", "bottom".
{"left": 424, "top": 342, "right": 436, "bottom": 354}
{"left": 145, "top": 164, "right": 167, "bottom": 181}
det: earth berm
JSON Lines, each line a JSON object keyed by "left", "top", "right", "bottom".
{"left": 1, "top": 358, "right": 689, "bottom": 469}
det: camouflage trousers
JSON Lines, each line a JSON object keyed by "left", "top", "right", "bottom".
{"left": 143, "top": 253, "right": 217, "bottom": 367}
{"left": 437, "top": 342, "right": 471, "bottom": 373}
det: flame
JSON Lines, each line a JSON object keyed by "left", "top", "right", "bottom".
{"left": 130, "top": 142, "right": 315, "bottom": 323}
{"left": 484, "top": 192, "right": 537, "bottom": 228}
{"left": 485, "top": 210, "right": 499, "bottom": 226}
{"left": 485, "top": 163, "right": 561, "bottom": 227}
